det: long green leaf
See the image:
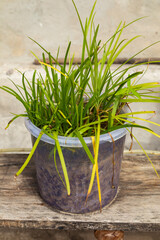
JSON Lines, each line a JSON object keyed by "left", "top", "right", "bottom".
{"left": 16, "top": 126, "right": 47, "bottom": 176}
{"left": 52, "top": 132, "right": 71, "bottom": 195}
{"left": 75, "top": 130, "right": 95, "bottom": 164}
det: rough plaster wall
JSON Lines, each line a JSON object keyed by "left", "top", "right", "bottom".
{"left": 0, "top": 0, "right": 160, "bottom": 64}
{"left": 0, "top": 0, "right": 160, "bottom": 150}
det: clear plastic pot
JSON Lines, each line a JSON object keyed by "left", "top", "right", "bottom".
{"left": 25, "top": 119, "right": 127, "bottom": 214}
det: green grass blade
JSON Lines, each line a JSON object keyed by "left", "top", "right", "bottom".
{"left": 52, "top": 132, "right": 71, "bottom": 195}
{"left": 121, "top": 99, "right": 160, "bottom": 103}
{"left": 64, "top": 41, "right": 71, "bottom": 72}
{"left": 86, "top": 116, "right": 101, "bottom": 209}
{"left": 75, "top": 130, "right": 95, "bottom": 164}
{"left": 29, "top": 37, "right": 61, "bottom": 67}
{"left": 53, "top": 145, "right": 66, "bottom": 188}
{"left": 16, "top": 127, "right": 47, "bottom": 176}
{"left": 5, "top": 114, "right": 27, "bottom": 130}
{"left": 72, "top": 0, "right": 90, "bottom": 55}
{"left": 127, "top": 128, "right": 160, "bottom": 178}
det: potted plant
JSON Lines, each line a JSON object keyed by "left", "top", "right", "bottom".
{"left": 1, "top": 0, "right": 160, "bottom": 214}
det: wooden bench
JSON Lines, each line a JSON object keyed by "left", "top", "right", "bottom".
{"left": 0, "top": 152, "right": 160, "bottom": 240}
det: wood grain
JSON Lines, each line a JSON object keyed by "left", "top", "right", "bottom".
{"left": 0, "top": 153, "right": 160, "bottom": 231}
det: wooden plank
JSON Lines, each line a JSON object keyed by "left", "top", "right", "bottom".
{"left": 0, "top": 153, "right": 160, "bottom": 231}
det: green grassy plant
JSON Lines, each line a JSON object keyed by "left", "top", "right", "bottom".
{"left": 1, "top": 0, "right": 160, "bottom": 206}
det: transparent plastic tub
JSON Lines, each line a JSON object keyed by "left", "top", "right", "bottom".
{"left": 25, "top": 119, "right": 127, "bottom": 213}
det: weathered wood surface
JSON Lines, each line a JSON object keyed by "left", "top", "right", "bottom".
{"left": 0, "top": 153, "right": 160, "bottom": 231}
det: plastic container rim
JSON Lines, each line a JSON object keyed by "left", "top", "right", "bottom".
{"left": 25, "top": 119, "right": 128, "bottom": 148}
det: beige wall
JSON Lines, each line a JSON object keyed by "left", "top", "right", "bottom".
{"left": 0, "top": 0, "right": 160, "bottom": 64}
{"left": 0, "top": 0, "right": 160, "bottom": 150}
